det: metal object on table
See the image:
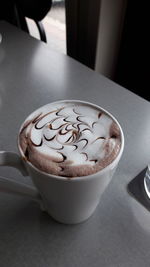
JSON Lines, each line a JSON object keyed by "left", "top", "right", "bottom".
{"left": 128, "top": 167, "right": 150, "bottom": 212}
{"left": 144, "top": 164, "right": 150, "bottom": 199}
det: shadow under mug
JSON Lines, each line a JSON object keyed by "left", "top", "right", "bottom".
{"left": 0, "top": 100, "right": 124, "bottom": 224}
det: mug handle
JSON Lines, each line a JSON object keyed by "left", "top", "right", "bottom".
{"left": 0, "top": 151, "right": 44, "bottom": 209}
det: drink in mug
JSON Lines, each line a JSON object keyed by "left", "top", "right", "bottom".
{"left": 0, "top": 100, "right": 124, "bottom": 224}
{"left": 19, "top": 100, "right": 121, "bottom": 177}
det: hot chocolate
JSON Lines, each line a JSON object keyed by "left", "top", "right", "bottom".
{"left": 19, "top": 100, "right": 121, "bottom": 177}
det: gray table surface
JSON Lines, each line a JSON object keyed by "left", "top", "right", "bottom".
{"left": 0, "top": 21, "right": 150, "bottom": 267}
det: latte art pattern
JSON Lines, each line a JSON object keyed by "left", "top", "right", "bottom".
{"left": 19, "top": 101, "right": 121, "bottom": 177}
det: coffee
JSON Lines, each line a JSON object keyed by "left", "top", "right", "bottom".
{"left": 19, "top": 101, "right": 121, "bottom": 177}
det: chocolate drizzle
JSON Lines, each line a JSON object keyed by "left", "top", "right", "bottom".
{"left": 56, "top": 107, "right": 64, "bottom": 116}
{"left": 44, "top": 134, "right": 56, "bottom": 141}
{"left": 81, "top": 128, "right": 92, "bottom": 133}
{"left": 73, "top": 108, "right": 81, "bottom": 115}
{"left": 72, "top": 123, "right": 77, "bottom": 129}
{"left": 57, "top": 152, "right": 67, "bottom": 162}
{"left": 92, "top": 136, "right": 106, "bottom": 143}
{"left": 63, "top": 117, "right": 71, "bottom": 123}
{"left": 72, "top": 145, "right": 78, "bottom": 150}
{"left": 90, "top": 159, "right": 98, "bottom": 163}
{"left": 77, "top": 116, "right": 84, "bottom": 123}
{"left": 31, "top": 138, "right": 43, "bottom": 147}
{"left": 50, "top": 123, "right": 67, "bottom": 130}
{"left": 65, "top": 135, "right": 74, "bottom": 143}
{"left": 51, "top": 145, "right": 64, "bottom": 150}
{"left": 19, "top": 103, "right": 121, "bottom": 178}
{"left": 35, "top": 121, "right": 46, "bottom": 130}
{"left": 34, "top": 110, "right": 57, "bottom": 129}
{"left": 77, "top": 123, "right": 90, "bottom": 132}
{"left": 77, "top": 138, "right": 88, "bottom": 148}
{"left": 110, "top": 134, "right": 117, "bottom": 139}
{"left": 92, "top": 122, "right": 97, "bottom": 128}
{"left": 32, "top": 113, "right": 42, "bottom": 123}
{"left": 59, "top": 128, "right": 70, "bottom": 135}
{"left": 98, "top": 112, "right": 102, "bottom": 118}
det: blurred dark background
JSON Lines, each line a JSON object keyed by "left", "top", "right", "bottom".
{"left": 0, "top": 0, "right": 149, "bottom": 101}
{"left": 114, "top": 1, "right": 149, "bottom": 101}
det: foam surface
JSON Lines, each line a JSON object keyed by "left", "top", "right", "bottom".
{"left": 19, "top": 101, "right": 121, "bottom": 177}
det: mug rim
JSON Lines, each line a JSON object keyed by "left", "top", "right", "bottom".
{"left": 17, "top": 99, "right": 124, "bottom": 182}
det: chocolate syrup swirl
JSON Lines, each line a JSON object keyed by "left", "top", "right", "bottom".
{"left": 19, "top": 102, "right": 121, "bottom": 177}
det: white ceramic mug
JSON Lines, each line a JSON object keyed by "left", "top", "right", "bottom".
{"left": 0, "top": 100, "right": 124, "bottom": 224}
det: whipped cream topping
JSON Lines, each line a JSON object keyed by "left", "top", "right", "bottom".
{"left": 19, "top": 101, "right": 121, "bottom": 177}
